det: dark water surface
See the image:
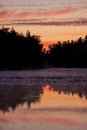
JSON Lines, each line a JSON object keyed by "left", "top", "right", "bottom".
{"left": 0, "top": 68, "right": 87, "bottom": 130}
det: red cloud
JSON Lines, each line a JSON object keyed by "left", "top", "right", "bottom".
{"left": 0, "top": 11, "right": 14, "bottom": 18}
{"left": 36, "top": 7, "right": 79, "bottom": 17}
{"left": 15, "top": 11, "right": 33, "bottom": 18}
{"left": 15, "top": 7, "right": 79, "bottom": 19}
{"left": 0, "top": 4, "right": 3, "bottom": 8}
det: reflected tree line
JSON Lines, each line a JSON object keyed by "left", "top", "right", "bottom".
{"left": 53, "top": 85, "right": 87, "bottom": 99}
{"left": 0, "top": 27, "right": 87, "bottom": 69}
{"left": 0, "top": 85, "right": 43, "bottom": 113}
{"left": 0, "top": 85, "right": 87, "bottom": 113}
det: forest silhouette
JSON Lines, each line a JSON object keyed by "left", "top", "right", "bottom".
{"left": 0, "top": 27, "right": 87, "bottom": 69}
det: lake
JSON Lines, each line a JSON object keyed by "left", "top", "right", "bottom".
{"left": 0, "top": 68, "right": 87, "bottom": 130}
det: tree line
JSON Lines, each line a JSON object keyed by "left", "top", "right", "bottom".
{"left": 47, "top": 35, "right": 87, "bottom": 67}
{"left": 0, "top": 27, "right": 87, "bottom": 69}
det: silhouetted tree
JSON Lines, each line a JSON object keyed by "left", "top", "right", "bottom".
{"left": 48, "top": 36, "right": 87, "bottom": 67}
{"left": 0, "top": 27, "right": 44, "bottom": 69}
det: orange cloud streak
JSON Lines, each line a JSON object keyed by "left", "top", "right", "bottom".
{"left": 0, "top": 11, "right": 14, "bottom": 18}
{"left": 15, "top": 11, "right": 33, "bottom": 18}
{"left": 0, "top": 4, "right": 3, "bottom": 8}
{"left": 15, "top": 7, "right": 80, "bottom": 19}
{"left": 36, "top": 7, "right": 79, "bottom": 17}
{"left": 0, "top": 5, "right": 86, "bottom": 20}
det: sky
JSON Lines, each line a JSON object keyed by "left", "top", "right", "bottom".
{"left": 0, "top": 0, "right": 87, "bottom": 48}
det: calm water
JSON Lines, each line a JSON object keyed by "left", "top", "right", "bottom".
{"left": 0, "top": 68, "right": 87, "bottom": 130}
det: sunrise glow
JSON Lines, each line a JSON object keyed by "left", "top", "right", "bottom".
{"left": 0, "top": 0, "right": 87, "bottom": 48}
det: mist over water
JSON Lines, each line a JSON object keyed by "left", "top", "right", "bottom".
{"left": 0, "top": 68, "right": 87, "bottom": 86}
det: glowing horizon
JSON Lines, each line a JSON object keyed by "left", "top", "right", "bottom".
{"left": 0, "top": 0, "right": 87, "bottom": 48}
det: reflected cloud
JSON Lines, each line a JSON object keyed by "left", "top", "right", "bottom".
{"left": 20, "top": 116, "right": 79, "bottom": 126}
{"left": 36, "top": 117, "right": 79, "bottom": 125}
{"left": 31, "top": 107, "right": 87, "bottom": 113}
{"left": 0, "top": 113, "right": 79, "bottom": 126}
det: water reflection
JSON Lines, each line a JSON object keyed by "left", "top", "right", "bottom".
{"left": 53, "top": 85, "right": 87, "bottom": 99}
{"left": 0, "top": 85, "right": 43, "bottom": 113}
{"left": 0, "top": 84, "right": 87, "bottom": 113}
